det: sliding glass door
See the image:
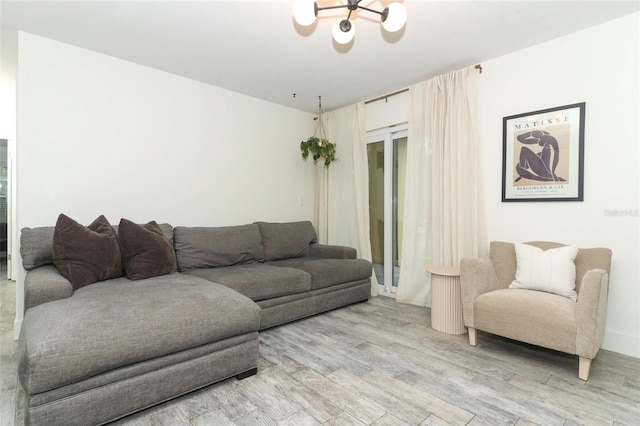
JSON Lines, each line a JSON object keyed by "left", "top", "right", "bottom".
{"left": 367, "top": 128, "right": 407, "bottom": 296}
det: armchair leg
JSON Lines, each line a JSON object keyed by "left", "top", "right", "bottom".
{"left": 468, "top": 327, "right": 477, "bottom": 346}
{"left": 579, "top": 357, "right": 592, "bottom": 381}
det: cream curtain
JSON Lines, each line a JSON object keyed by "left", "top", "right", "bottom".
{"left": 316, "top": 103, "right": 379, "bottom": 295}
{"left": 395, "top": 79, "right": 434, "bottom": 306}
{"left": 431, "top": 67, "right": 487, "bottom": 266}
{"left": 396, "top": 66, "right": 486, "bottom": 307}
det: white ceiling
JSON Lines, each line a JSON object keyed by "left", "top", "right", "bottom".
{"left": 2, "top": 0, "right": 639, "bottom": 113}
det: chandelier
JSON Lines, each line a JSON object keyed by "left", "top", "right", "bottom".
{"left": 293, "top": 0, "right": 407, "bottom": 44}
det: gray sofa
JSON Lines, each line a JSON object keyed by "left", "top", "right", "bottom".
{"left": 18, "top": 220, "right": 372, "bottom": 425}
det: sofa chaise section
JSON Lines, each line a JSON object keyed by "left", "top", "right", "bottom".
{"left": 18, "top": 223, "right": 261, "bottom": 426}
{"left": 19, "top": 274, "right": 260, "bottom": 426}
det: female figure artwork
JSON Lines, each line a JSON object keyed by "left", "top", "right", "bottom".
{"left": 514, "top": 130, "right": 566, "bottom": 183}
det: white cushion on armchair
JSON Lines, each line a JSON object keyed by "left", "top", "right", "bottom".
{"left": 508, "top": 242, "right": 579, "bottom": 300}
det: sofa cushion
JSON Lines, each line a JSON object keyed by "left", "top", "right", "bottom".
{"left": 269, "top": 257, "right": 372, "bottom": 290}
{"left": 20, "top": 227, "right": 55, "bottom": 271}
{"left": 256, "top": 221, "right": 317, "bottom": 261}
{"left": 118, "top": 219, "right": 176, "bottom": 280}
{"left": 52, "top": 214, "right": 122, "bottom": 290}
{"left": 474, "top": 288, "right": 577, "bottom": 354}
{"left": 509, "top": 242, "right": 578, "bottom": 300}
{"left": 18, "top": 273, "right": 260, "bottom": 395}
{"left": 24, "top": 265, "right": 74, "bottom": 311}
{"left": 174, "top": 225, "right": 264, "bottom": 271}
{"left": 183, "top": 263, "right": 311, "bottom": 301}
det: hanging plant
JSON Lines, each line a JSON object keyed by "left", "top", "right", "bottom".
{"left": 300, "top": 136, "right": 336, "bottom": 167}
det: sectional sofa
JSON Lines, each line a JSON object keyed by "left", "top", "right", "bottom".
{"left": 17, "top": 218, "right": 372, "bottom": 425}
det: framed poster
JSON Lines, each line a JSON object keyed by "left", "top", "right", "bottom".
{"left": 502, "top": 102, "right": 585, "bottom": 202}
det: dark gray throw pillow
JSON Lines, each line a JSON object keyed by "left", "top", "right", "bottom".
{"left": 118, "top": 219, "right": 176, "bottom": 280}
{"left": 53, "top": 214, "right": 122, "bottom": 290}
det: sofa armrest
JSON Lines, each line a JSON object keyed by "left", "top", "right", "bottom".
{"left": 24, "top": 265, "right": 73, "bottom": 311}
{"left": 460, "top": 256, "right": 501, "bottom": 327}
{"left": 576, "top": 269, "right": 609, "bottom": 359}
{"left": 309, "top": 243, "right": 357, "bottom": 259}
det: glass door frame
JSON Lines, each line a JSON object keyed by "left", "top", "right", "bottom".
{"left": 366, "top": 125, "right": 408, "bottom": 297}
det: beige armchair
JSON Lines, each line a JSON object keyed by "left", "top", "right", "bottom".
{"left": 460, "top": 241, "right": 612, "bottom": 381}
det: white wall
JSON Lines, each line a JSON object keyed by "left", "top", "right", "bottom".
{"left": 15, "top": 32, "right": 317, "bottom": 335}
{"left": 17, "top": 32, "right": 317, "bottom": 227}
{"left": 477, "top": 13, "right": 639, "bottom": 357}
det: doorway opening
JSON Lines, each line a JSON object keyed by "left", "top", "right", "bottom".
{"left": 366, "top": 127, "right": 407, "bottom": 297}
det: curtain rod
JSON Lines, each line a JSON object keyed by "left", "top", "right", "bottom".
{"left": 364, "top": 88, "right": 409, "bottom": 105}
{"left": 314, "top": 64, "right": 483, "bottom": 118}
{"left": 364, "top": 63, "right": 483, "bottom": 105}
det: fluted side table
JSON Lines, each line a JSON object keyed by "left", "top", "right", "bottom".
{"left": 426, "top": 266, "right": 466, "bottom": 335}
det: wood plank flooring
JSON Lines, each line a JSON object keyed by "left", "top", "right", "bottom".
{"left": 1, "top": 279, "right": 639, "bottom": 425}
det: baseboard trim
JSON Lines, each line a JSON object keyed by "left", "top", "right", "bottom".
{"left": 603, "top": 329, "right": 640, "bottom": 358}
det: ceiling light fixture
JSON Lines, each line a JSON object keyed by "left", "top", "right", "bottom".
{"left": 293, "top": 0, "right": 407, "bottom": 45}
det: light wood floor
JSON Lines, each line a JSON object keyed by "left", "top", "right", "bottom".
{"left": 2, "top": 279, "right": 639, "bottom": 426}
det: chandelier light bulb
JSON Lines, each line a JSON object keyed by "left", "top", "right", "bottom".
{"left": 332, "top": 19, "right": 355, "bottom": 44}
{"left": 381, "top": 2, "right": 407, "bottom": 33}
{"left": 293, "top": 0, "right": 318, "bottom": 26}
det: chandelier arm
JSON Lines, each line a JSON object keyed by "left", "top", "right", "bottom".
{"left": 356, "top": 5, "right": 384, "bottom": 16}
{"left": 316, "top": 4, "right": 350, "bottom": 12}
